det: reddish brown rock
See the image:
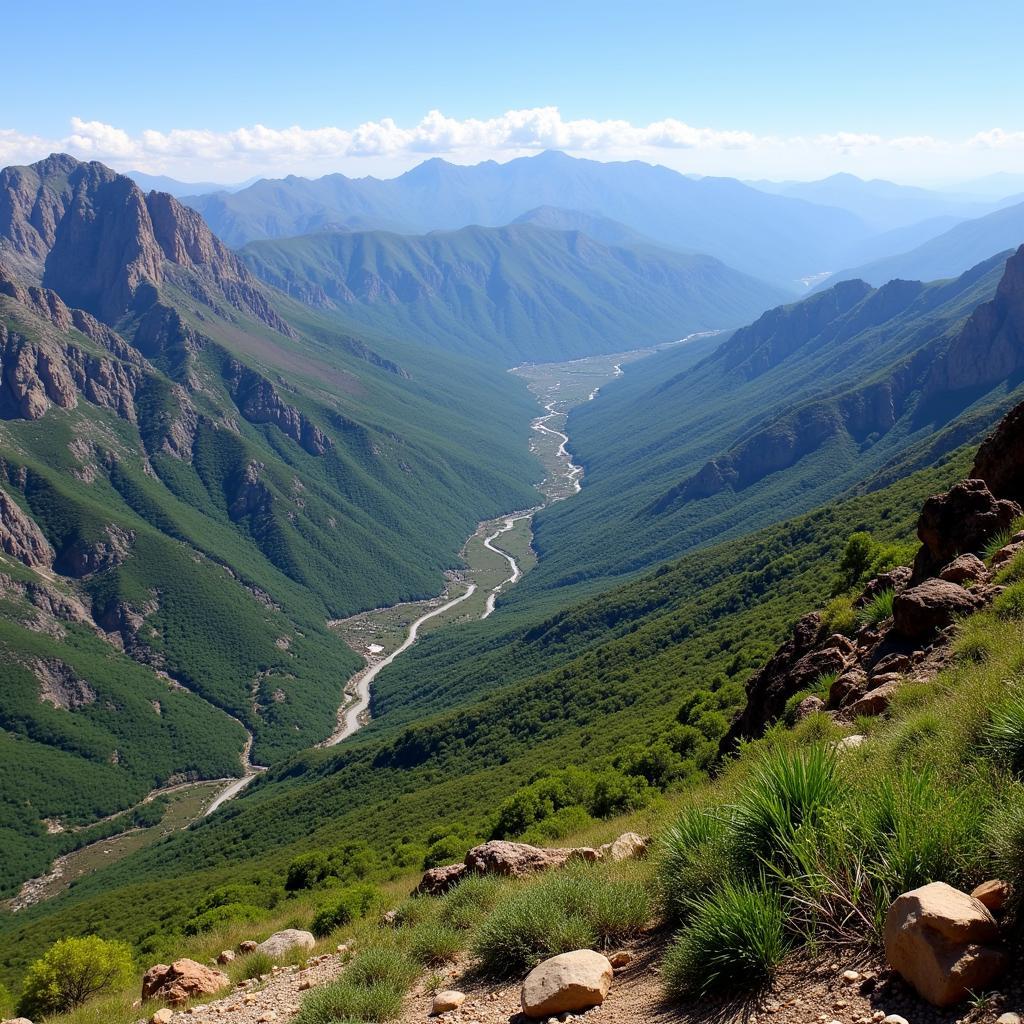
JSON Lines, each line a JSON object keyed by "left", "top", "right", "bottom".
{"left": 465, "top": 840, "right": 592, "bottom": 878}
{"left": 893, "top": 579, "right": 978, "bottom": 641}
{"left": 856, "top": 566, "right": 912, "bottom": 607}
{"left": 829, "top": 667, "right": 868, "bottom": 708}
{"left": 793, "top": 694, "right": 825, "bottom": 720}
{"left": 414, "top": 862, "right": 467, "bottom": 896}
{"left": 912, "top": 479, "right": 1021, "bottom": 581}
{"left": 141, "top": 959, "right": 230, "bottom": 1006}
{"left": 884, "top": 882, "right": 1007, "bottom": 1007}
{"left": 939, "top": 553, "right": 988, "bottom": 585}
{"left": 849, "top": 681, "right": 900, "bottom": 717}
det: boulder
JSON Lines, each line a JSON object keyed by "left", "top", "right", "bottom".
{"left": 431, "top": 991, "right": 466, "bottom": 1014}
{"left": 238, "top": 940, "right": 258, "bottom": 953}
{"left": 892, "top": 579, "right": 978, "bottom": 641}
{"left": 141, "top": 959, "right": 231, "bottom": 1006}
{"left": 971, "top": 879, "right": 1013, "bottom": 914}
{"left": 464, "top": 840, "right": 595, "bottom": 878}
{"left": 856, "top": 566, "right": 912, "bottom": 607}
{"left": 992, "top": 541, "right": 1024, "bottom": 567}
{"left": 255, "top": 929, "right": 315, "bottom": 959}
{"left": 939, "top": 553, "right": 988, "bottom": 585}
{"left": 884, "top": 881, "right": 1007, "bottom": 1007}
{"left": 520, "top": 950, "right": 613, "bottom": 1017}
{"left": 913, "top": 479, "right": 1021, "bottom": 581}
{"left": 849, "top": 681, "right": 899, "bottom": 717}
{"left": 415, "top": 862, "right": 467, "bottom": 896}
{"left": 598, "top": 832, "right": 650, "bottom": 863}
{"left": 829, "top": 667, "right": 867, "bottom": 708}
{"left": 793, "top": 694, "right": 825, "bottom": 720}
{"left": 972, "top": 401, "right": 1024, "bottom": 501}
{"left": 216, "top": 949, "right": 235, "bottom": 965}
{"left": 872, "top": 653, "right": 912, "bottom": 675}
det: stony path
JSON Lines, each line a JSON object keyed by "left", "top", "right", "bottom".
{"left": 157, "top": 953, "right": 343, "bottom": 1024}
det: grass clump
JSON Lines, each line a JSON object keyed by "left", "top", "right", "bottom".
{"left": 984, "top": 529, "right": 1013, "bottom": 563}
{"left": 993, "top": 582, "right": 1024, "bottom": 620}
{"left": 237, "top": 950, "right": 274, "bottom": 981}
{"left": 659, "top": 807, "right": 736, "bottom": 922}
{"left": 295, "top": 977, "right": 404, "bottom": 1023}
{"left": 820, "top": 595, "right": 857, "bottom": 635}
{"left": 661, "top": 880, "right": 787, "bottom": 999}
{"left": 859, "top": 588, "right": 894, "bottom": 626}
{"left": 408, "top": 920, "right": 465, "bottom": 966}
{"left": 986, "top": 688, "right": 1024, "bottom": 774}
{"left": 439, "top": 874, "right": 507, "bottom": 931}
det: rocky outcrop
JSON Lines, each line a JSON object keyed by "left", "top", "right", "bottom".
{"left": 892, "top": 579, "right": 979, "bottom": 641}
{"left": 57, "top": 524, "right": 134, "bottom": 578}
{"left": 224, "top": 358, "right": 332, "bottom": 455}
{"left": 415, "top": 863, "right": 468, "bottom": 897}
{"left": 521, "top": 950, "right": 613, "bottom": 1017}
{"left": 464, "top": 840, "right": 599, "bottom": 878}
{"left": 0, "top": 488, "right": 52, "bottom": 567}
{"left": 912, "top": 479, "right": 1021, "bottom": 581}
{"left": 1, "top": 154, "right": 294, "bottom": 336}
{"left": 884, "top": 882, "right": 1007, "bottom": 1007}
{"left": 972, "top": 395, "right": 1024, "bottom": 502}
{"left": 926, "top": 245, "right": 1024, "bottom": 398}
{"left": 229, "top": 461, "right": 273, "bottom": 520}
{"left": 141, "top": 958, "right": 230, "bottom": 1006}
{"left": 30, "top": 657, "right": 96, "bottom": 710}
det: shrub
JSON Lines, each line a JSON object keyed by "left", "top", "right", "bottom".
{"left": 472, "top": 887, "right": 596, "bottom": 977}
{"left": 343, "top": 946, "right": 418, "bottom": 990}
{"left": 19, "top": 936, "right": 134, "bottom": 1017}
{"left": 587, "top": 876, "right": 652, "bottom": 943}
{"left": 239, "top": 950, "right": 274, "bottom": 981}
{"left": 409, "top": 920, "right": 465, "bottom": 966}
{"left": 295, "top": 977, "right": 404, "bottom": 1024}
{"left": 661, "top": 881, "right": 787, "bottom": 999}
{"left": 439, "top": 874, "right": 506, "bottom": 930}
{"left": 423, "top": 833, "right": 472, "bottom": 870}
{"left": 732, "top": 745, "right": 841, "bottom": 874}
{"left": 184, "top": 901, "right": 264, "bottom": 935}
{"left": 659, "top": 807, "right": 736, "bottom": 922}
{"left": 993, "top": 582, "right": 1024, "bottom": 620}
{"left": 285, "top": 851, "right": 331, "bottom": 891}
{"left": 520, "top": 805, "right": 594, "bottom": 844}
{"left": 986, "top": 688, "right": 1024, "bottom": 774}
{"left": 840, "top": 532, "right": 876, "bottom": 585}
{"left": 391, "top": 896, "right": 434, "bottom": 929}
{"left": 859, "top": 588, "right": 894, "bottom": 626}
{"left": 311, "top": 883, "right": 383, "bottom": 938}
{"left": 820, "top": 595, "right": 857, "bottom": 635}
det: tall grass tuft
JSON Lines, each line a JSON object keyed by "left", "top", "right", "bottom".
{"left": 439, "top": 874, "right": 506, "bottom": 931}
{"left": 661, "top": 880, "right": 788, "bottom": 999}
{"left": 986, "top": 688, "right": 1024, "bottom": 774}
{"left": 659, "top": 807, "right": 736, "bottom": 922}
{"left": 859, "top": 588, "right": 895, "bottom": 626}
{"left": 408, "top": 920, "right": 464, "bottom": 966}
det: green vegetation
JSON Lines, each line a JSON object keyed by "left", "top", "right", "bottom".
{"left": 240, "top": 224, "right": 787, "bottom": 363}
{"left": 859, "top": 587, "right": 895, "bottom": 625}
{"left": 18, "top": 936, "right": 134, "bottom": 1017}
{"left": 310, "top": 884, "right": 383, "bottom": 938}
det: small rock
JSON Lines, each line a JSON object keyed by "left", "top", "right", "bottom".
{"left": 217, "top": 950, "right": 235, "bottom": 965}
{"left": 142, "top": 959, "right": 231, "bottom": 1006}
{"left": 298, "top": 975, "right": 313, "bottom": 991}
{"left": 152, "top": 1011, "right": 174, "bottom": 1024}
{"left": 971, "top": 878, "right": 1012, "bottom": 913}
{"left": 842, "top": 970, "right": 861, "bottom": 983}
{"left": 997, "top": 1014, "right": 1021, "bottom": 1024}
{"left": 239, "top": 940, "right": 258, "bottom": 953}
{"left": 432, "top": 991, "right": 467, "bottom": 1014}
{"left": 608, "top": 950, "right": 632, "bottom": 969}
{"left": 882, "top": 1017, "right": 909, "bottom": 1024}
{"left": 836, "top": 734, "right": 866, "bottom": 751}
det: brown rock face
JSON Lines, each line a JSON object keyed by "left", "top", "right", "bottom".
{"left": 415, "top": 863, "right": 467, "bottom": 897}
{"left": 974, "top": 397, "right": 1024, "bottom": 502}
{"left": 0, "top": 487, "right": 52, "bottom": 567}
{"left": 848, "top": 680, "right": 899, "bottom": 717}
{"left": 884, "top": 882, "right": 1007, "bottom": 1007}
{"left": 141, "top": 958, "right": 230, "bottom": 1006}
{"left": 913, "top": 479, "right": 1021, "bottom": 581}
{"left": 521, "top": 950, "right": 613, "bottom": 1017}
{"left": 939, "top": 553, "right": 989, "bottom": 585}
{"left": 893, "top": 579, "right": 978, "bottom": 641}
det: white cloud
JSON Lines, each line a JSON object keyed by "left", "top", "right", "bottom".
{"left": 2, "top": 109, "right": 1023, "bottom": 184}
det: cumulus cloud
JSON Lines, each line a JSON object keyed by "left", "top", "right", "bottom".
{"left": 1, "top": 109, "right": 1023, "bottom": 182}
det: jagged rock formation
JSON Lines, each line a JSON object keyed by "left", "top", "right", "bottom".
{"left": 0, "top": 486, "right": 52, "bottom": 566}
{"left": 721, "top": 400, "right": 1024, "bottom": 753}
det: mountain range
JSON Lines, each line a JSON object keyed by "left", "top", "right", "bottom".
{"left": 183, "top": 151, "right": 875, "bottom": 287}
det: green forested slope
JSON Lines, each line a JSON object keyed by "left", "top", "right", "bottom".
{"left": 0, "top": 444, "right": 967, "bottom": 980}
{"left": 239, "top": 224, "right": 789, "bottom": 363}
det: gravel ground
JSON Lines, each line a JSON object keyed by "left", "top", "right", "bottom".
{"left": 154, "top": 952, "right": 343, "bottom": 1024}
{"left": 398, "top": 941, "right": 1024, "bottom": 1024}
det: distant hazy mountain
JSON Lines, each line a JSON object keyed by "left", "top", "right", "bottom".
{"left": 510, "top": 205, "right": 666, "bottom": 248}
{"left": 240, "top": 222, "right": 789, "bottom": 362}
{"left": 186, "top": 151, "right": 872, "bottom": 287}
{"left": 821, "top": 199, "right": 1024, "bottom": 288}
{"left": 948, "top": 172, "right": 1024, "bottom": 199}
{"left": 748, "top": 172, "right": 1004, "bottom": 232}
{"left": 127, "top": 170, "right": 257, "bottom": 197}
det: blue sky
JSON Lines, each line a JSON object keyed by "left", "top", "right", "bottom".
{"left": 4, "top": 0, "right": 1023, "bottom": 183}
